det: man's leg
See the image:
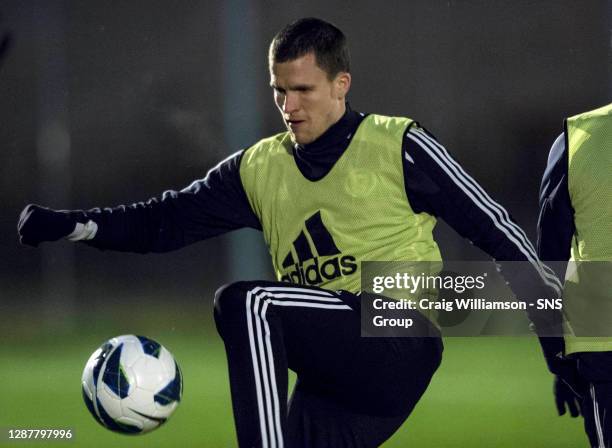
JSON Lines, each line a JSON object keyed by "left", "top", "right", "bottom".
{"left": 285, "top": 335, "right": 442, "bottom": 448}
{"left": 214, "top": 281, "right": 442, "bottom": 447}
{"left": 576, "top": 352, "right": 612, "bottom": 448}
{"left": 285, "top": 383, "right": 411, "bottom": 448}
{"left": 214, "top": 281, "right": 354, "bottom": 447}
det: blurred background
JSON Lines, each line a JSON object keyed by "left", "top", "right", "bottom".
{"left": 1, "top": 1, "right": 610, "bottom": 447}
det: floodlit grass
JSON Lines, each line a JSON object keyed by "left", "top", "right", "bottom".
{"left": 387, "top": 337, "right": 586, "bottom": 447}
{"left": 1, "top": 327, "right": 586, "bottom": 447}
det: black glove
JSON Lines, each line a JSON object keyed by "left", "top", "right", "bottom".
{"left": 554, "top": 372, "right": 582, "bottom": 417}
{"left": 553, "top": 357, "right": 583, "bottom": 417}
{"left": 17, "top": 204, "right": 78, "bottom": 247}
{"left": 538, "top": 336, "right": 583, "bottom": 417}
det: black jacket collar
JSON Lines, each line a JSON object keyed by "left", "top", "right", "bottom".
{"left": 292, "top": 104, "right": 366, "bottom": 181}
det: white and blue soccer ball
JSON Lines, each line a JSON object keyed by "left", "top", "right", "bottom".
{"left": 81, "top": 335, "right": 183, "bottom": 434}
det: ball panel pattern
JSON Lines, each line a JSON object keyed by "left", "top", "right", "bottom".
{"left": 81, "top": 335, "right": 182, "bottom": 435}
{"left": 101, "top": 343, "right": 130, "bottom": 399}
{"left": 137, "top": 335, "right": 162, "bottom": 358}
{"left": 154, "top": 362, "right": 182, "bottom": 406}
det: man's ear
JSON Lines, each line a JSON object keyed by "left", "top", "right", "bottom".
{"left": 335, "top": 72, "right": 351, "bottom": 99}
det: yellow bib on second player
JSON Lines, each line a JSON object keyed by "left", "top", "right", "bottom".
{"left": 565, "top": 103, "right": 612, "bottom": 354}
{"left": 240, "top": 114, "right": 442, "bottom": 293}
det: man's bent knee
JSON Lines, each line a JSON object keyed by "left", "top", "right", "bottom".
{"left": 213, "top": 281, "right": 264, "bottom": 337}
{"left": 214, "top": 280, "right": 251, "bottom": 316}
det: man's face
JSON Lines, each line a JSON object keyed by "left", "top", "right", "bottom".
{"left": 270, "top": 52, "right": 350, "bottom": 145}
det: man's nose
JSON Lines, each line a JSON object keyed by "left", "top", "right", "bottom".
{"left": 283, "top": 92, "right": 299, "bottom": 114}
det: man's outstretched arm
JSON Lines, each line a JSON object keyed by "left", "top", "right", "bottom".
{"left": 18, "top": 150, "right": 261, "bottom": 253}
{"left": 402, "top": 124, "right": 562, "bottom": 296}
{"left": 402, "top": 124, "right": 565, "bottom": 364}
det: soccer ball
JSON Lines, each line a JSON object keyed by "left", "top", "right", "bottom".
{"left": 81, "top": 335, "right": 183, "bottom": 434}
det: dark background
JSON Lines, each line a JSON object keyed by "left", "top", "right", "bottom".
{"left": 0, "top": 2, "right": 609, "bottom": 446}
{"left": 1, "top": 0, "right": 610, "bottom": 336}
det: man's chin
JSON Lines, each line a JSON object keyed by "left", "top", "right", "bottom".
{"left": 290, "top": 135, "right": 302, "bottom": 145}
{"left": 292, "top": 133, "right": 315, "bottom": 146}
{"left": 285, "top": 124, "right": 316, "bottom": 145}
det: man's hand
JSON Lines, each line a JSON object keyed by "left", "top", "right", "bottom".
{"left": 18, "top": 204, "right": 78, "bottom": 247}
{"left": 550, "top": 353, "right": 583, "bottom": 417}
{"left": 537, "top": 336, "right": 584, "bottom": 417}
{"left": 554, "top": 373, "right": 581, "bottom": 417}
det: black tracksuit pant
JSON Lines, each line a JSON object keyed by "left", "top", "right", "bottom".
{"left": 214, "top": 281, "right": 443, "bottom": 448}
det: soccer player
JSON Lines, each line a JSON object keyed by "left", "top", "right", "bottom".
{"left": 538, "top": 103, "right": 612, "bottom": 448}
{"left": 19, "top": 18, "right": 563, "bottom": 447}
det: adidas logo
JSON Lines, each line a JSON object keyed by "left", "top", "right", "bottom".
{"left": 280, "top": 211, "right": 357, "bottom": 285}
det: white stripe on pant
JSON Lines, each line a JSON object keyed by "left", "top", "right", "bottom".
{"left": 590, "top": 383, "right": 606, "bottom": 448}
{"left": 246, "top": 286, "right": 352, "bottom": 448}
